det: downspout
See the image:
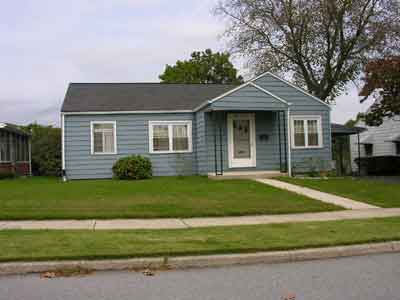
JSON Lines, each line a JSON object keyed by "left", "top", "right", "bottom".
{"left": 287, "top": 104, "right": 292, "bottom": 177}
{"left": 61, "top": 113, "right": 67, "bottom": 181}
{"left": 357, "top": 130, "right": 361, "bottom": 177}
{"left": 28, "top": 136, "right": 32, "bottom": 176}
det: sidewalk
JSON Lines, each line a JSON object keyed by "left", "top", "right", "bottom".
{"left": 255, "top": 178, "right": 379, "bottom": 210}
{"left": 1, "top": 208, "right": 400, "bottom": 230}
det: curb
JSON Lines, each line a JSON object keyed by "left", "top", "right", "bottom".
{"left": 1, "top": 241, "right": 399, "bottom": 276}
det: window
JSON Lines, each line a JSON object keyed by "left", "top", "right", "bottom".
{"left": 149, "top": 121, "right": 192, "bottom": 153}
{"left": 291, "top": 116, "right": 323, "bottom": 148}
{"left": 364, "top": 144, "right": 373, "bottom": 156}
{"left": 91, "top": 121, "right": 117, "bottom": 154}
{"left": 15, "top": 135, "right": 29, "bottom": 162}
{"left": 0, "top": 131, "right": 11, "bottom": 162}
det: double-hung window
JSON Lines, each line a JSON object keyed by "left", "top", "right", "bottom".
{"left": 291, "top": 116, "right": 323, "bottom": 149}
{"left": 149, "top": 121, "right": 192, "bottom": 153}
{"left": 0, "top": 131, "right": 11, "bottom": 162}
{"left": 91, "top": 121, "right": 117, "bottom": 155}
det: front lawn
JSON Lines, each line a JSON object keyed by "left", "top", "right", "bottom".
{"left": 279, "top": 177, "right": 400, "bottom": 208}
{"left": 0, "top": 176, "right": 341, "bottom": 220}
{"left": 1, "top": 217, "right": 399, "bottom": 262}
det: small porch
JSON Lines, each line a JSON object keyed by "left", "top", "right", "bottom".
{"left": 205, "top": 109, "right": 290, "bottom": 177}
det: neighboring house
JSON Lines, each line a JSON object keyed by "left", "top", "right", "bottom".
{"left": 0, "top": 123, "right": 31, "bottom": 176}
{"left": 331, "top": 123, "right": 363, "bottom": 175}
{"left": 61, "top": 72, "right": 332, "bottom": 180}
{"left": 350, "top": 117, "right": 400, "bottom": 172}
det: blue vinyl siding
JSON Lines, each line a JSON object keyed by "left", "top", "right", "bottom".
{"left": 64, "top": 113, "right": 197, "bottom": 179}
{"left": 63, "top": 73, "right": 332, "bottom": 179}
{"left": 210, "top": 85, "right": 287, "bottom": 111}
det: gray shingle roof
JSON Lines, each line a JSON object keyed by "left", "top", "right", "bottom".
{"left": 61, "top": 83, "right": 237, "bottom": 112}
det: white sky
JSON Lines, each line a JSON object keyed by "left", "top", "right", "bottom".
{"left": 0, "top": 0, "right": 372, "bottom": 126}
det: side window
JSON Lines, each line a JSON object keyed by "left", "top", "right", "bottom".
{"left": 91, "top": 122, "right": 117, "bottom": 154}
{"left": 364, "top": 144, "right": 373, "bottom": 156}
{"left": 149, "top": 121, "right": 192, "bottom": 153}
{"left": 291, "top": 116, "right": 323, "bottom": 149}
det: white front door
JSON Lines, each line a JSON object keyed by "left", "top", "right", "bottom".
{"left": 227, "top": 113, "right": 256, "bottom": 168}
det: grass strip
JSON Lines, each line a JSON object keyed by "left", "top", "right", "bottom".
{"left": 0, "top": 176, "right": 340, "bottom": 220}
{"left": 1, "top": 217, "right": 399, "bottom": 262}
{"left": 278, "top": 177, "right": 400, "bottom": 208}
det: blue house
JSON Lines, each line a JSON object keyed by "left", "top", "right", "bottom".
{"left": 61, "top": 72, "right": 332, "bottom": 179}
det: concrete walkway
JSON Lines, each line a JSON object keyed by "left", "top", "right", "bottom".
{"left": 255, "top": 178, "right": 379, "bottom": 210}
{"left": 1, "top": 208, "right": 400, "bottom": 230}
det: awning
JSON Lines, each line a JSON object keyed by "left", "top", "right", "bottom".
{"left": 331, "top": 123, "right": 366, "bottom": 136}
{"left": 0, "top": 123, "right": 30, "bottom": 136}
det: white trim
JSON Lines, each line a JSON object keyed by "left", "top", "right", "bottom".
{"left": 287, "top": 108, "right": 292, "bottom": 177}
{"left": 193, "top": 81, "right": 255, "bottom": 112}
{"left": 290, "top": 115, "right": 324, "bottom": 149}
{"left": 90, "top": 121, "right": 118, "bottom": 155}
{"left": 266, "top": 72, "right": 331, "bottom": 109}
{"left": 28, "top": 137, "right": 32, "bottom": 176}
{"left": 63, "top": 72, "right": 329, "bottom": 115}
{"left": 227, "top": 113, "right": 256, "bottom": 168}
{"left": 63, "top": 110, "right": 192, "bottom": 115}
{"left": 248, "top": 82, "right": 289, "bottom": 105}
{"left": 61, "top": 113, "right": 65, "bottom": 170}
{"left": 148, "top": 120, "right": 193, "bottom": 154}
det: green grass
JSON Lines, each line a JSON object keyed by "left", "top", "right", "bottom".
{"left": 0, "top": 176, "right": 341, "bottom": 220}
{"left": 278, "top": 177, "right": 400, "bottom": 208}
{"left": 1, "top": 217, "right": 399, "bottom": 262}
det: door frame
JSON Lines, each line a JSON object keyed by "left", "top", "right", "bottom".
{"left": 227, "top": 113, "right": 257, "bottom": 168}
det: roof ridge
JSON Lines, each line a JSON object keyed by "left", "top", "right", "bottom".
{"left": 68, "top": 82, "right": 238, "bottom": 85}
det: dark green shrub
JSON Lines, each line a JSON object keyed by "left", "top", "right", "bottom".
{"left": 0, "top": 170, "right": 16, "bottom": 180}
{"left": 22, "top": 123, "right": 61, "bottom": 176}
{"left": 112, "top": 155, "right": 152, "bottom": 180}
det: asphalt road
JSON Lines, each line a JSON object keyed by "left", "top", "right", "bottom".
{"left": 1, "top": 253, "right": 399, "bottom": 300}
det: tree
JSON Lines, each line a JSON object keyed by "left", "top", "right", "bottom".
{"left": 159, "top": 49, "right": 243, "bottom": 84}
{"left": 360, "top": 57, "right": 400, "bottom": 126}
{"left": 215, "top": 0, "right": 400, "bottom": 101}
{"left": 345, "top": 113, "right": 365, "bottom": 127}
{"left": 23, "top": 123, "right": 61, "bottom": 176}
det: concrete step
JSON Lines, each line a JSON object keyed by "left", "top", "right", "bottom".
{"left": 208, "top": 171, "right": 287, "bottom": 180}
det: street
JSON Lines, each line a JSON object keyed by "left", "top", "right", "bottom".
{"left": 1, "top": 253, "right": 399, "bottom": 300}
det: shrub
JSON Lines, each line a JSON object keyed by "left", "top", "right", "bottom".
{"left": 22, "top": 123, "right": 61, "bottom": 176}
{"left": 112, "top": 155, "right": 152, "bottom": 180}
{"left": 0, "top": 170, "right": 16, "bottom": 180}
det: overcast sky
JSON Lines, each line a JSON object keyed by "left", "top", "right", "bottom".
{"left": 0, "top": 0, "right": 373, "bottom": 126}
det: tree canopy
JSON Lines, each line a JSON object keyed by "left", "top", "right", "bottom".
{"left": 23, "top": 123, "right": 61, "bottom": 176}
{"left": 215, "top": 0, "right": 400, "bottom": 101}
{"left": 360, "top": 56, "right": 400, "bottom": 126}
{"left": 159, "top": 49, "right": 243, "bottom": 84}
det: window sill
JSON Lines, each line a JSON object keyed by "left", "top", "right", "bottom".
{"left": 292, "top": 145, "right": 324, "bottom": 150}
{"left": 149, "top": 150, "right": 192, "bottom": 154}
{"left": 91, "top": 152, "right": 118, "bottom": 155}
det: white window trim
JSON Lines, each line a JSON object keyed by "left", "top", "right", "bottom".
{"left": 148, "top": 121, "right": 193, "bottom": 154}
{"left": 291, "top": 116, "right": 323, "bottom": 149}
{"left": 90, "top": 121, "right": 117, "bottom": 155}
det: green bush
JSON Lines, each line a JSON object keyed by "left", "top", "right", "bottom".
{"left": 0, "top": 170, "right": 16, "bottom": 180}
{"left": 112, "top": 155, "right": 152, "bottom": 180}
{"left": 22, "top": 123, "right": 61, "bottom": 176}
